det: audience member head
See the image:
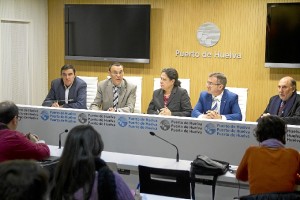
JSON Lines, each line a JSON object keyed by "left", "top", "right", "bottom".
{"left": 51, "top": 125, "right": 105, "bottom": 199}
{"left": 0, "top": 101, "right": 20, "bottom": 130}
{"left": 0, "top": 160, "right": 49, "bottom": 200}
{"left": 109, "top": 62, "right": 124, "bottom": 86}
{"left": 160, "top": 68, "right": 181, "bottom": 94}
{"left": 278, "top": 76, "right": 296, "bottom": 101}
{"left": 255, "top": 115, "right": 286, "bottom": 144}
{"left": 60, "top": 64, "right": 76, "bottom": 87}
{"left": 206, "top": 72, "right": 227, "bottom": 96}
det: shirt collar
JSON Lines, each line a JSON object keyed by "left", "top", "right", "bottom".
{"left": 212, "top": 91, "right": 224, "bottom": 102}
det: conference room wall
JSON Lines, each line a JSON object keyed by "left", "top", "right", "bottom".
{"left": 48, "top": 0, "right": 300, "bottom": 122}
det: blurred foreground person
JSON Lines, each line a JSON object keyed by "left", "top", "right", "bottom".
{"left": 51, "top": 125, "right": 134, "bottom": 200}
{"left": 0, "top": 159, "right": 49, "bottom": 200}
{"left": 0, "top": 101, "right": 50, "bottom": 162}
{"left": 236, "top": 115, "right": 300, "bottom": 195}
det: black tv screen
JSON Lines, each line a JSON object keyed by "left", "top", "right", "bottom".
{"left": 65, "top": 4, "right": 151, "bottom": 63}
{"left": 265, "top": 3, "right": 300, "bottom": 68}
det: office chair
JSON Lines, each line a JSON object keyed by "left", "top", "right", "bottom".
{"left": 138, "top": 165, "right": 191, "bottom": 199}
{"left": 234, "top": 191, "right": 300, "bottom": 200}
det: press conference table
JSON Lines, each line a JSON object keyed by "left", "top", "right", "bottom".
{"left": 49, "top": 145, "right": 246, "bottom": 189}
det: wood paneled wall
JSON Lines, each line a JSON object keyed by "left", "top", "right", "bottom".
{"left": 48, "top": 0, "right": 300, "bottom": 121}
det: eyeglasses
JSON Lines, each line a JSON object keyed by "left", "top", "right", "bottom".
{"left": 16, "top": 116, "right": 22, "bottom": 121}
{"left": 206, "top": 81, "right": 221, "bottom": 86}
{"left": 110, "top": 71, "right": 124, "bottom": 76}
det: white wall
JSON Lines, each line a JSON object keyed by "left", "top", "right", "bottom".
{"left": 0, "top": 0, "right": 48, "bottom": 105}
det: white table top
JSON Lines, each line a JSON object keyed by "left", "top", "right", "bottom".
{"left": 141, "top": 193, "right": 190, "bottom": 200}
{"left": 48, "top": 145, "right": 239, "bottom": 184}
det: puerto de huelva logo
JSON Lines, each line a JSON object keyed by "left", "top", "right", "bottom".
{"left": 40, "top": 110, "right": 49, "bottom": 121}
{"left": 78, "top": 113, "right": 88, "bottom": 124}
{"left": 118, "top": 116, "right": 128, "bottom": 127}
{"left": 160, "top": 120, "right": 170, "bottom": 131}
{"left": 175, "top": 22, "right": 242, "bottom": 59}
{"left": 204, "top": 123, "right": 217, "bottom": 135}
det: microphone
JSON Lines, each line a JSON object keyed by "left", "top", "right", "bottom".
{"left": 58, "top": 129, "right": 68, "bottom": 149}
{"left": 149, "top": 132, "right": 179, "bottom": 162}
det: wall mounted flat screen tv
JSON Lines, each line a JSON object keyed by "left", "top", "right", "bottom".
{"left": 65, "top": 4, "right": 151, "bottom": 63}
{"left": 265, "top": 3, "right": 300, "bottom": 68}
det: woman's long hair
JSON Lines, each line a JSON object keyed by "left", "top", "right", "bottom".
{"left": 50, "top": 125, "right": 116, "bottom": 200}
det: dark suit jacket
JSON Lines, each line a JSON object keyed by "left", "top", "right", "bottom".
{"left": 42, "top": 77, "right": 87, "bottom": 109}
{"left": 191, "top": 89, "right": 242, "bottom": 121}
{"left": 260, "top": 93, "right": 300, "bottom": 125}
{"left": 90, "top": 78, "right": 137, "bottom": 113}
{"left": 147, "top": 87, "right": 193, "bottom": 117}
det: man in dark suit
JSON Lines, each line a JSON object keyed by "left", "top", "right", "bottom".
{"left": 42, "top": 64, "right": 87, "bottom": 109}
{"left": 259, "top": 76, "right": 300, "bottom": 125}
{"left": 90, "top": 62, "right": 137, "bottom": 113}
{"left": 191, "top": 72, "right": 242, "bottom": 121}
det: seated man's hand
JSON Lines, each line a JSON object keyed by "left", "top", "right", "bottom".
{"left": 205, "top": 110, "right": 222, "bottom": 119}
{"left": 26, "top": 133, "right": 39, "bottom": 143}
{"left": 261, "top": 113, "right": 270, "bottom": 118}
{"left": 107, "top": 107, "right": 116, "bottom": 112}
{"left": 159, "top": 107, "right": 172, "bottom": 116}
{"left": 51, "top": 102, "right": 60, "bottom": 107}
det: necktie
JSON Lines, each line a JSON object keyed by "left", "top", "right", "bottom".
{"left": 278, "top": 101, "right": 286, "bottom": 116}
{"left": 113, "top": 86, "right": 119, "bottom": 110}
{"left": 211, "top": 97, "right": 218, "bottom": 111}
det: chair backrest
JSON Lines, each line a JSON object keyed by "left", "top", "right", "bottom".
{"left": 297, "top": 91, "right": 300, "bottom": 94}
{"left": 153, "top": 78, "right": 190, "bottom": 95}
{"left": 124, "top": 76, "right": 142, "bottom": 113}
{"left": 226, "top": 87, "right": 248, "bottom": 121}
{"left": 77, "top": 76, "right": 98, "bottom": 109}
{"left": 138, "top": 165, "right": 191, "bottom": 199}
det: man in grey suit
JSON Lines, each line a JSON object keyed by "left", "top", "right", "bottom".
{"left": 90, "top": 62, "right": 137, "bottom": 113}
{"left": 42, "top": 64, "right": 87, "bottom": 109}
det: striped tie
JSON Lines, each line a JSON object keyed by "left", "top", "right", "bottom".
{"left": 277, "top": 101, "right": 285, "bottom": 116}
{"left": 113, "top": 86, "right": 119, "bottom": 110}
{"left": 211, "top": 97, "right": 218, "bottom": 111}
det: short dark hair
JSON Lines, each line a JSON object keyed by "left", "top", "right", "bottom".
{"left": 209, "top": 72, "right": 227, "bottom": 88}
{"left": 51, "top": 125, "right": 104, "bottom": 199}
{"left": 109, "top": 62, "right": 124, "bottom": 71}
{"left": 255, "top": 115, "right": 286, "bottom": 144}
{"left": 161, "top": 68, "right": 181, "bottom": 87}
{"left": 0, "top": 101, "right": 18, "bottom": 124}
{"left": 0, "top": 160, "right": 49, "bottom": 200}
{"left": 61, "top": 64, "right": 76, "bottom": 75}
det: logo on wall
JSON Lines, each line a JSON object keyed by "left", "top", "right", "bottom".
{"left": 118, "top": 116, "right": 128, "bottom": 127}
{"left": 40, "top": 110, "right": 49, "bottom": 121}
{"left": 204, "top": 123, "right": 217, "bottom": 135}
{"left": 197, "top": 22, "right": 220, "bottom": 47}
{"left": 78, "top": 113, "right": 87, "bottom": 124}
{"left": 160, "top": 120, "right": 170, "bottom": 131}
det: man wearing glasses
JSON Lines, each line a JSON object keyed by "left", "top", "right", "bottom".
{"left": 191, "top": 72, "right": 242, "bottom": 120}
{"left": 0, "top": 101, "right": 50, "bottom": 162}
{"left": 258, "top": 76, "right": 300, "bottom": 125}
{"left": 90, "top": 62, "right": 137, "bottom": 112}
